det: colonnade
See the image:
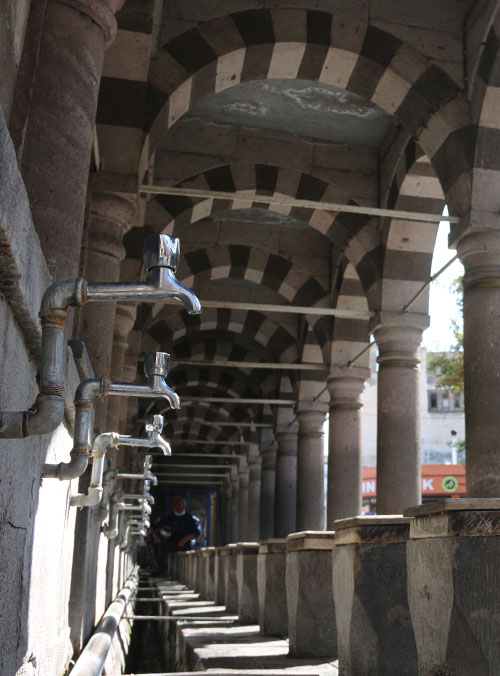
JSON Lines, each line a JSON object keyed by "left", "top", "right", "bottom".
{"left": 10, "top": 0, "right": 500, "bottom": 539}
{"left": 219, "top": 310, "right": 433, "bottom": 541}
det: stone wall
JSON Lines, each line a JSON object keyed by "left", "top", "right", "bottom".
{"left": 0, "top": 102, "right": 131, "bottom": 675}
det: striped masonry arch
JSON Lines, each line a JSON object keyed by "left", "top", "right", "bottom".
{"left": 136, "top": 8, "right": 470, "bottom": 216}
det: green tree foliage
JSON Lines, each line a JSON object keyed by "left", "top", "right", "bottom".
{"left": 428, "top": 277, "right": 463, "bottom": 393}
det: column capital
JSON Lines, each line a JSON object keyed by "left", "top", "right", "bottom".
{"left": 239, "top": 469, "right": 249, "bottom": 487}
{"left": 248, "top": 457, "right": 262, "bottom": 480}
{"left": 87, "top": 192, "right": 136, "bottom": 260}
{"left": 455, "top": 227, "right": 500, "bottom": 289}
{"left": 261, "top": 447, "right": 277, "bottom": 471}
{"left": 223, "top": 479, "right": 232, "bottom": 499}
{"left": 231, "top": 474, "right": 240, "bottom": 491}
{"left": 327, "top": 366, "right": 370, "bottom": 410}
{"left": 370, "top": 312, "right": 429, "bottom": 369}
{"left": 55, "top": 0, "right": 125, "bottom": 45}
{"left": 275, "top": 428, "right": 298, "bottom": 456}
{"left": 296, "top": 401, "right": 328, "bottom": 438}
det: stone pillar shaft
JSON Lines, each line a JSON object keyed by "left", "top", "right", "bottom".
{"left": 105, "top": 302, "right": 137, "bottom": 429}
{"left": 231, "top": 474, "right": 239, "bottom": 543}
{"left": 296, "top": 403, "right": 328, "bottom": 532}
{"left": 247, "top": 457, "right": 261, "bottom": 542}
{"left": 11, "top": 0, "right": 124, "bottom": 281}
{"left": 76, "top": 194, "right": 135, "bottom": 431}
{"left": 260, "top": 448, "right": 276, "bottom": 540}
{"left": 238, "top": 467, "right": 249, "bottom": 541}
{"left": 372, "top": 314, "right": 428, "bottom": 515}
{"left": 223, "top": 481, "right": 232, "bottom": 545}
{"left": 327, "top": 367, "right": 369, "bottom": 525}
{"left": 457, "top": 229, "right": 500, "bottom": 496}
{"left": 274, "top": 426, "right": 298, "bottom": 537}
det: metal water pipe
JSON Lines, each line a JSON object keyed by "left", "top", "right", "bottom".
{"left": 0, "top": 235, "right": 200, "bottom": 439}
{"left": 69, "top": 570, "right": 139, "bottom": 676}
{"left": 102, "top": 490, "right": 125, "bottom": 539}
{"left": 42, "top": 353, "right": 177, "bottom": 480}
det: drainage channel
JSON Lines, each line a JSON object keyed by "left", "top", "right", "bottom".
{"left": 122, "top": 571, "right": 338, "bottom": 676}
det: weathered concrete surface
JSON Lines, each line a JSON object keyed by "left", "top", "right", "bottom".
{"left": 236, "top": 543, "right": 260, "bottom": 624}
{"left": 333, "top": 516, "right": 417, "bottom": 675}
{"left": 159, "top": 579, "right": 338, "bottom": 674}
{"left": 406, "top": 500, "right": 500, "bottom": 675}
{"left": 286, "top": 531, "right": 337, "bottom": 658}
{"left": 257, "top": 539, "right": 288, "bottom": 637}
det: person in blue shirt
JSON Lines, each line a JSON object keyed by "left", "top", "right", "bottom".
{"left": 156, "top": 495, "right": 201, "bottom": 575}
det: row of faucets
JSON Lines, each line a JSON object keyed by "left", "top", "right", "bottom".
{"left": 0, "top": 234, "right": 202, "bottom": 547}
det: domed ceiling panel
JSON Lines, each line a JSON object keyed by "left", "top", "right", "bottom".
{"left": 184, "top": 78, "right": 393, "bottom": 147}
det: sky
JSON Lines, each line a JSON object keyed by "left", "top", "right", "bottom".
{"left": 422, "top": 211, "right": 464, "bottom": 352}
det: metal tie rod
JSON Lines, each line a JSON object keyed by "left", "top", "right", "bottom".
{"left": 140, "top": 184, "right": 461, "bottom": 224}
{"left": 123, "top": 615, "right": 238, "bottom": 621}
{"left": 347, "top": 254, "right": 459, "bottom": 367}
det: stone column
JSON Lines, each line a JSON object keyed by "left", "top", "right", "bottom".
{"left": 326, "top": 367, "right": 369, "bottom": 525}
{"left": 77, "top": 194, "right": 136, "bottom": 431}
{"left": 296, "top": 403, "right": 328, "bottom": 532}
{"left": 105, "top": 303, "right": 137, "bottom": 429}
{"left": 222, "top": 479, "right": 233, "bottom": 545}
{"left": 371, "top": 312, "right": 429, "bottom": 514}
{"left": 118, "top": 330, "right": 142, "bottom": 434}
{"left": 247, "top": 453, "right": 262, "bottom": 542}
{"left": 238, "top": 460, "right": 249, "bottom": 541}
{"left": 260, "top": 447, "right": 277, "bottom": 539}
{"left": 230, "top": 470, "right": 239, "bottom": 544}
{"left": 457, "top": 229, "right": 500, "bottom": 496}
{"left": 11, "top": 0, "right": 125, "bottom": 281}
{"left": 274, "top": 419, "right": 298, "bottom": 537}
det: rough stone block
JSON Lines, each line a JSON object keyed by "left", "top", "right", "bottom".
{"left": 205, "top": 547, "right": 216, "bottom": 600}
{"left": 333, "top": 516, "right": 417, "bottom": 675}
{"left": 405, "top": 499, "right": 500, "bottom": 675}
{"left": 286, "top": 531, "right": 337, "bottom": 658}
{"left": 224, "top": 543, "right": 238, "bottom": 613}
{"left": 257, "top": 539, "right": 288, "bottom": 636}
{"left": 236, "top": 542, "right": 259, "bottom": 624}
{"left": 194, "top": 550, "right": 203, "bottom": 592}
{"left": 214, "top": 547, "right": 227, "bottom": 606}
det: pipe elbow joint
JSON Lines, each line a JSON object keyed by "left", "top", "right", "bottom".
{"left": 40, "top": 278, "right": 86, "bottom": 317}
{"left": 24, "top": 395, "right": 65, "bottom": 436}
{"left": 43, "top": 450, "right": 89, "bottom": 481}
{"left": 102, "top": 525, "right": 119, "bottom": 540}
{"left": 70, "top": 487, "right": 103, "bottom": 508}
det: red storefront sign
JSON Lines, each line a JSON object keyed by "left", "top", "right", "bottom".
{"left": 362, "top": 465, "right": 466, "bottom": 498}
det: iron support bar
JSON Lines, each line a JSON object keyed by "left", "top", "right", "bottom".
{"left": 171, "top": 358, "right": 325, "bottom": 371}
{"left": 139, "top": 184, "right": 460, "bottom": 224}
{"left": 402, "top": 254, "right": 459, "bottom": 313}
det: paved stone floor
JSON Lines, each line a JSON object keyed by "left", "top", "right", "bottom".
{"left": 134, "top": 578, "right": 339, "bottom": 676}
